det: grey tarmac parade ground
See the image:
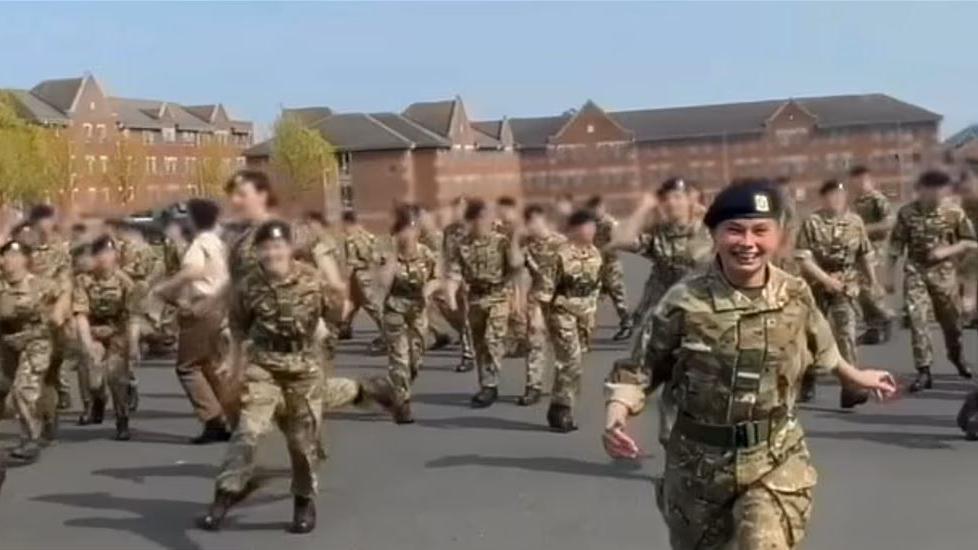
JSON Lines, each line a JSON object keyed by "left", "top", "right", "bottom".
{"left": 1, "top": 255, "right": 977, "bottom": 550}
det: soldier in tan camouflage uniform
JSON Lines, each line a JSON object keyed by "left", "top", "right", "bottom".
{"left": 541, "top": 210, "right": 602, "bottom": 432}
{"left": 516, "top": 205, "right": 565, "bottom": 407}
{"left": 441, "top": 198, "right": 476, "bottom": 372}
{"left": 339, "top": 210, "right": 386, "bottom": 352}
{"left": 955, "top": 170, "right": 978, "bottom": 326}
{"left": 378, "top": 207, "right": 440, "bottom": 424}
{"left": 0, "top": 239, "right": 63, "bottom": 462}
{"left": 795, "top": 180, "right": 877, "bottom": 408}
{"left": 72, "top": 236, "right": 142, "bottom": 441}
{"left": 849, "top": 166, "right": 895, "bottom": 344}
{"left": 445, "top": 199, "right": 523, "bottom": 408}
{"left": 603, "top": 181, "right": 897, "bottom": 550}
{"left": 417, "top": 206, "right": 454, "bottom": 349}
{"left": 888, "top": 170, "right": 977, "bottom": 392}
{"left": 584, "top": 196, "right": 633, "bottom": 340}
{"left": 494, "top": 197, "right": 530, "bottom": 358}
{"left": 198, "top": 220, "right": 395, "bottom": 535}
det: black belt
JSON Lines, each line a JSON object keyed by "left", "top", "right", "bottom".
{"left": 252, "top": 336, "right": 311, "bottom": 354}
{"left": 675, "top": 414, "right": 787, "bottom": 449}
{"left": 556, "top": 286, "right": 598, "bottom": 298}
{"left": 468, "top": 282, "right": 506, "bottom": 296}
{"left": 0, "top": 320, "right": 26, "bottom": 335}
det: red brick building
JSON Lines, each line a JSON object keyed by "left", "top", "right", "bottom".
{"left": 3, "top": 73, "right": 253, "bottom": 213}
{"left": 249, "top": 93, "right": 940, "bottom": 225}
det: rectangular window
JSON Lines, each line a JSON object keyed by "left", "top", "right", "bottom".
{"left": 339, "top": 152, "right": 352, "bottom": 175}
{"left": 99, "top": 155, "right": 108, "bottom": 174}
{"left": 85, "top": 155, "right": 95, "bottom": 174}
{"left": 143, "top": 131, "right": 156, "bottom": 145}
{"left": 162, "top": 127, "right": 176, "bottom": 142}
{"left": 83, "top": 123, "right": 93, "bottom": 140}
{"left": 96, "top": 124, "right": 107, "bottom": 142}
{"left": 146, "top": 156, "right": 157, "bottom": 174}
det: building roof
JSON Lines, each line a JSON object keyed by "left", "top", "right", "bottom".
{"left": 4, "top": 89, "right": 70, "bottom": 124}
{"left": 282, "top": 107, "right": 334, "bottom": 127}
{"left": 315, "top": 113, "right": 412, "bottom": 152}
{"left": 370, "top": 112, "right": 450, "bottom": 148}
{"left": 184, "top": 104, "right": 221, "bottom": 123}
{"left": 507, "top": 115, "right": 572, "bottom": 148}
{"left": 244, "top": 139, "right": 272, "bottom": 157}
{"left": 403, "top": 99, "right": 456, "bottom": 137}
{"left": 30, "top": 77, "right": 85, "bottom": 113}
{"left": 945, "top": 124, "right": 978, "bottom": 149}
{"left": 109, "top": 98, "right": 169, "bottom": 130}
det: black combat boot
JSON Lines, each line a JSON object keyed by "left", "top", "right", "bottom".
{"left": 197, "top": 490, "right": 238, "bottom": 531}
{"left": 546, "top": 403, "right": 578, "bottom": 433}
{"left": 956, "top": 389, "right": 978, "bottom": 440}
{"left": 191, "top": 418, "right": 232, "bottom": 445}
{"left": 948, "top": 346, "right": 974, "bottom": 379}
{"left": 337, "top": 324, "right": 353, "bottom": 341}
{"left": 840, "top": 387, "right": 870, "bottom": 409}
{"left": 454, "top": 358, "right": 475, "bottom": 373}
{"left": 115, "top": 417, "right": 131, "bottom": 441}
{"left": 516, "top": 387, "right": 542, "bottom": 407}
{"left": 799, "top": 371, "right": 817, "bottom": 403}
{"left": 10, "top": 439, "right": 41, "bottom": 463}
{"left": 880, "top": 318, "right": 893, "bottom": 343}
{"left": 470, "top": 387, "right": 498, "bottom": 408}
{"left": 367, "top": 337, "right": 388, "bottom": 355}
{"left": 42, "top": 413, "right": 59, "bottom": 444}
{"left": 429, "top": 333, "right": 452, "bottom": 351}
{"left": 90, "top": 396, "right": 106, "bottom": 425}
{"left": 288, "top": 496, "right": 317, "bottom": 534}
{"left": 57, "top": 390, "right": 72, "bottom": 411}
{"left": 612, "top": 320, "right": 634, "bottom": 342}
{"left": 393, "top": 400, "right": 415, "bottom": 425}
{"left": 909, "top": 366, "right": 933, "bottom": 393}
{"left": 856, "top": 328, "right": 883, "bottom": 346}
{"left": 77, "top": 400, "right": 93, "bottom": 426}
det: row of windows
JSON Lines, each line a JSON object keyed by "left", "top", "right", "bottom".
{"left": 81, "top": 123, "right": 250, "bottom": 147}
{"left": 79, "top": 155, "right": 245, "bottom": 175}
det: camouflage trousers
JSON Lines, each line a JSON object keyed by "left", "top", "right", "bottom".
{"left": 383, "top": 305, "right": 427, "bottom": 402}
{"left": 0, "top": 339, "right": 53, "bottom": 441}
{"left": 548, "top": 305, "right": 593, "bottom": 408}
{"left": 217, "top": 363, "right": 324, "bottom": 498}
{"left": 904, "top": 264, "right": 963, "bottom": 368}
{"left": 814, "top": 289, "right": 859, "bottom": 364}
{"left": 344, "top": 270, "right": 385, "bottom": 334}
{"left": 857, "top": 249, "right": 893, "bottom": 329}
{"left": 468, "top": 296, "right": 509, "bottom": 389}
{"left": 658, "top": 427, "right": 815, "bottom": 550}
{"left": 505, "top": 284, "right": 530, "bottom": 358}
{"left": 599, "top": 255, "right": 630, "bottom": 325}
{"left": 629, "top": 274, "right": 668, "bottom": 330}
{"left": 439, "top": 287, "right": 474, "bottom": 361}
{"left": 524, "top": 300, "right": 550, "bottom": 392}
{"left": 83, "top": 331, "right": 132, "bottom": 420}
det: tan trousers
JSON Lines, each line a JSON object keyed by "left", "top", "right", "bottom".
{"left": 176, "top": 306, "right": 230, "bottom": 423}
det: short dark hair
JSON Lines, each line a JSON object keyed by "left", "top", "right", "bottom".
{"left": 391, "top": 205, "right": 418, "bottom": 234}
{"left": 566, "top": 209, "right": 597, "bottom": 228}
{"left": 341, "top": 210, "right": 358, "bottom": 224}
{"left": 464, "top": 198, "right": 488, "bottom": 221}
{"left": 224, "top": 169, "right": 276, "bottom": 206}
{"left": 496, "top": 196, "right": 517, "bottom": 208}
{"left": 584, "top": 196, "right": 603, "bottom": 210}
{"left": 918, "top": 169, "right": 952, "bottom": 188}
{"left": 186, "top": 199, "right": 220, "bottom": 231}
{"left": 254, "top": 220, "right": 293, "bottom": 245}
{"left": 523, "top": 204, "right": 546, "bottom": 222}
{"left": 849, "top": 165, "right": 870, "bottom": 177}
{"left": 28, "top": 204, "right": 56, "bottom": 223}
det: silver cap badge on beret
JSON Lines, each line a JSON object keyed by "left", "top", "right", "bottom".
{"left": 753, "top": 194, "right": 770, "bottom": 213}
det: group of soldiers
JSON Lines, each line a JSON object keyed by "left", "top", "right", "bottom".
{"left": 1, "top": 163, "right": 977, "bottom": 545}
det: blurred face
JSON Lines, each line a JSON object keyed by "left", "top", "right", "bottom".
{"left": 525, "top": 213, "right": 548, "bottom": 237}
{"left": 93, "top": 248, "right": 118, "bottom": 272}
{"left": 822, "top": 190, "right": 848, "bottom": 214}
{"left": 452, "top": 201, "right": 467, "bottom": 222}
{"left": 853, "top": 174, "right": 873, "bottom": 193}
{"left": 395, "top": 225, "right": 419, "bottom": 247}
{"left": 689, "top": 188, "right": 703, "bottom": 205}
{"left": 570, "top": 221, "right": 597, "bottom": 244}
{"left": 36, "top": 217, "right": 56, "bottom": 235}
{"left": 660, "top": 190, "right": 691, "bottom": 222}
{"left": 917, "top": 185, "right": 949, "bottom": 207}
{"left": 164, "top": 223, "right": 183, "bottom": 241}
{"left": 76, "top": 253, "right": 94, "bottom": 273}
{"left": 498, "top": 205, "right": 518, "bottom": 224}
{"left": 712, "top": 219, "right": 781, "bottom": 282}
{"left": 257, "top": 238, "right": 293, "bottom": 276}
{"left": 437, "top": 205, "right": 453, "bottom": 227}
{"left": 417, "top": 209, "right": 436, "bottom": 231}
{"left": 556, "top": 199, "right": 573, "bottom": 218}
{"left": 471, "top": 211, "right": 494, "bottom": 235}
{"left": 0, "top": 250, "right": 28, "bottom": 277}
{"left": 229, "top": 181, "right": 268, "bottom": 220}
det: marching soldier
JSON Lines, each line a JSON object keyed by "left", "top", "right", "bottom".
{"left": 541, "top": 209, "right": 602, "bottom": 432}
{"left": 72, "top": 236, "right": 141, "bottom": 441}
{"left": 603, "top": 180, "right": 897, "bottom": 550}
{"left": 888, "top": 170, "right": 977, "bottom": 392}
{"left": 849, "top": 166, "right": 895, "bottom": 344}
{"left": 416, "top": 206, "right": 454, "bottom": 349}
{"left": 441, "top": 197, "right": 476, "bottom": 372}
{"left": 517, "top": 204, "right": 565, "bottom": 406}
{"left": 795, "top": 180, "right": 875, "bottom": 408}
{"left": 496, "top": 197, "right": 529, "bottom": 358}
{"left": 444, "top": 199, "right": 523, "bottom": 408}
{"left": 339, "top": 210, "right": 386, "bottom": 353}
{"left": 584, "top": 196, "right": 633, "bottom": 340}
{"left": 198, "top": 220, "right": 395, "bottom": 534}
{"left": 955, "top": 170, "right": 978, "bottom": 326}
{"left": 0, "top": 239, "right": 63, "bottom": 461}
{"left": 378, "top": 207, "right": 440, "bottom": 424}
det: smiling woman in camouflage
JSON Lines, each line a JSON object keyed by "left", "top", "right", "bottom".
{"left": 603, "top": 180, "right": 897, "bottom": 550}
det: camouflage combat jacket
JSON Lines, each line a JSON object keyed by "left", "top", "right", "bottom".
{"left": 0, "top": 273, "right": 58, "bottom": 349}
{"left": 226, "top": 222, "right": 262, "bottom": 284}
{"left": 889, "top": 200, "right": 977, "bottom": 272}
{"left": 231, "top": 261, "right": 341, "bottom": 372}
{"left": 30, "top": 238, "right": 72, "bottom": 293}
{"left": 852, "top": 189, "right": 893, "bottom": 243}
{"left": 547, "top": 242, "right": 602, "bottom": 316}
{"left": 634, "top": 220, "right": 712, "bottom": 290}
{"left": 442, "top": 222, "right": 466, "bottom": 264}
{"left": 523, "top": 231, "right": 566, "bottom": 303}
{"left": 594, "top": 213, "right": 619, "bottom": 260}
{"left": 385, "top": 244, "right": 437, "bottom": 314}
{"left": 344, "top": 226, "right": 379, "bottom": 273}
{"left": 420, "top": 228, "right": 444, "bottom": 264}
{"left": 118, "top": 237, "right": 159, "bottom": 284}
{"left": 795, "top": 210, "right": 872, "bottom": 297}
{"left": 71, "top": 269, "right": 140, "bottom": 336}
{"left": 447, "top": 231, "right": 515, "bottom": 305}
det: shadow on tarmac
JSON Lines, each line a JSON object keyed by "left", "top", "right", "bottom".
{"left": 425, "top": 453, "right": 656, "bottom": 482}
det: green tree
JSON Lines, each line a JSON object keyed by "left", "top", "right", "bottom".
{"left": 271, "top": 113, "right": 337, "bottom": 192}
{"left": 192, "top": 139, "right": 235, "bottom": 197}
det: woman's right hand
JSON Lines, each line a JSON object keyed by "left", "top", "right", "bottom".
{"left": 603, "top": 401, "right": 641, "bottom": 459}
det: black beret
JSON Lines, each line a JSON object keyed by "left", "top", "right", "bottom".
{"left": 704, "top": 180, "right": 783, "bottom": 229}
{"left": 656, "top": 177, "right": 688, "bottom": 197}
{"left": 464, "top": 199, "right": 488, "bottom": 221}
{"left": 566, "top": 209, "right": 597, "bottom": 227}
{"left": 819, "top": 179, "right": 846, "bottom": 196}
{"left": 28, "top": 204, "right": 56, "bottom": 222}
{"left": 0, "top": 239, "right": 30, "bottom": 255}
{"left": 91, "top": 235, "right": 117, "bottom": 255}
{"left": 391, "top": 205, "right": 418, "bottom": 234}
{"left": 254, "top": 220, "right": 292, "bottom": 245}
{"left": 917, "top": 170, "right": 951, "bottom": 188}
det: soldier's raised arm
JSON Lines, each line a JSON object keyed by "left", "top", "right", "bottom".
{"left": 609, "top": 192, "right": 657, "bottom": 252}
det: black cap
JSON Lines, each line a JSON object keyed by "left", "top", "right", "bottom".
{"left": 917, "top": 170, "right": 951, "bottom": 188}
{"left": 819, "top": 179, "right": 846, "bottom": 196}
{"left": 704, "top": 180, "right": 782, "bottom": 229}
{"left": 28, "top": 204, "right": 56, "bottom": 223}
{"left": 254, "top": 220, "right": 292, "bottom": 245}
{"left": 91, "top": 235, "right": 117, "bottom": 255}
{"left": 656, "top": 177, "right": 687, "bottom": 197}
{"left": 566, "top": 209, "right": 597, "bottom": 228}
{"left": 0, "top": 239, "right": 29, "bottom": 255}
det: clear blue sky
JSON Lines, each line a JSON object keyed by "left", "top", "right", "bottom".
{"left": 2, "top": 2, "right": 976, "bottom": 138}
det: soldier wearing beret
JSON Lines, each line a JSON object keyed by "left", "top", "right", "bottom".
{"left": 795, "top": 180, "right": 876, "bottom": 407}
{"left": 604, "top": 180, "right": 897, "bottom": 549}
{"left": 888, "top": 169, "right": 977, "bottom": 392}
{"left": 339, "top": 210, "right": 387, "bottom": 353}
